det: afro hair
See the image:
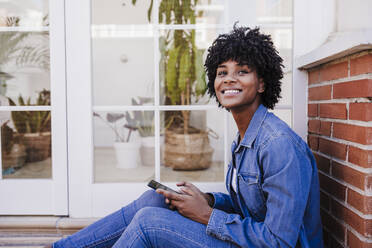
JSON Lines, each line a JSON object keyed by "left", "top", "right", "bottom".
{"left": 204, "top": 25, "right": 283, "bottom": 109}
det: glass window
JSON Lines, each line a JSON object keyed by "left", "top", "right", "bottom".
{"left": 91, "top": 0, "right": 293, "bottom": 183}
{"left": 0, "top": 0, "right": 51, "bottom": 179}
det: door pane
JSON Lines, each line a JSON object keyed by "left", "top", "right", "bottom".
{"left": 1, "top": 110, "right": 51, "bottom": 178}
{"left": 92, "top": 0, "right": 153, "bottom": 25}
{"left": 92, "top": 34, "right": 154, "bottom": 106}
{"left": 159, "top": 28, "right": 222, "bottom": 106}
{"left": 160, "top": 109, "right": 224, "bottom": 182}
{"left": 0, "top": 0, "right": 49, "bottom": 27}
{"left": 93, "top": 110, "right": 155, "bottom": 183}
{"left": 0, "top": 31, "right": 50, "bottom": 101}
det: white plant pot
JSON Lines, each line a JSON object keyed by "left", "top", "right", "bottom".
{"left": 114, "top": 141, "right": 140, "bottom": 169}
{"left": 140, "top": 136, "right": 155, "bottom": 166}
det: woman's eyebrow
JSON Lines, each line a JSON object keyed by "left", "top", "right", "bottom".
{"left": 217, "top": 65, "right": 227, "bottom": 68}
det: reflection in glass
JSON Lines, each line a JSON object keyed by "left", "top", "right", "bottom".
{"left": 160, "top": 29, "right": 222, "bottom": 106}
{"left": 0, "top": 0, "right": 49, "bottom": 27}
{"left": 92, "top": 0, "right": 153, "bottom": 25}
{"left": 92, "top": 36, "right": 154, "bottom": 105}
{"left": 257, "top": 0, "right": 293, "bottom": 23}
{"left": 1, "top": 110, "right": 52, "bottom": 179}
{"left": 93, "top": 111, "right": 155, "bottom": 183}
{"left": 161, "top": 110, "right": 224, "bottom": 182}
{"left": 0, "top": 31, "right": 50, "bottom": 102}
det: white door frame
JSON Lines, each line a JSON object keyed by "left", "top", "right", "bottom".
{"left": 0, "top": 0, "right": 68, "bottom": 215}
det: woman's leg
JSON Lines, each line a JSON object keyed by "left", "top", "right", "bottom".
{"left": 53, "top": 190, "right": 168, "bottom": 248}
{"left": 112, "top": 207, "right": 237, "bottom": 248}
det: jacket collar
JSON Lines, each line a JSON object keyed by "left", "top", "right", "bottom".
{"left": 233, "top": 104, "right": 268, "bottom": 151}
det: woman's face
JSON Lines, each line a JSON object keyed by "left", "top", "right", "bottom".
{"left": 214, "top": 60, "right": 264, "bottom": 112}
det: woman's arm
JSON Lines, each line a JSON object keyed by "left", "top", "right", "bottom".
{"left": 206, "top": 135, "right": 313, "bottom": 247}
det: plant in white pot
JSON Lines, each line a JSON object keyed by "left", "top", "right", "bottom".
{"left": 131, "top": 97, "right": 155, "bottom": 166}
{"left": 94, "top": 112, "right": 140, "bottom": 169}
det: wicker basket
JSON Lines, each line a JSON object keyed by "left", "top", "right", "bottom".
{"left": 2, "top": 144, "right": 26, "bottom": 170}
{"left": 163, "top": 129, "right": 213, "bottom": 170}
{"left": 22, "top": 132, "right": 51, "bottom": 162}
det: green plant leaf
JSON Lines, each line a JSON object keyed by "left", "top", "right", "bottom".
{"left": 194, "top": 49, "right": 207, "bottom": 96}
{"left": 178, "top": 48, "right": 191, "bottom": 92}
{"left": 147, "top": 0, "right": 153, "bottom": 22}
{"left": 166, "top": 45, "right": 180, "bottom": 105}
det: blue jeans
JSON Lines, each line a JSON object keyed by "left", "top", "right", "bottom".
{"left": 53, "top": 190, "right": 236, "bottom": 248}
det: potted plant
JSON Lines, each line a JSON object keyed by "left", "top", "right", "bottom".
{"left": 8, "top": 89, "right": 51, "bottom": 162}
{"left": 94, "top": 112, "right": 141, "bottom": 169}
{"left": 1, "top": 121, "right": 26, "bottom": 173}
{"left": 133, "top": 0, "right": 213, "bottom": 170}
{"left": 131, "top": 97, "right": 155, "bottom": 166}
{"left": 0, "top": 15, "right": 50, "bottom": 96}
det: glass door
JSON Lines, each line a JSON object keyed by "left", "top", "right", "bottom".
{"left": 67, "top": 0, "right": 293, "bottom": 217}
{"left": 0, "top": 0, "right": 68, "bottom": 215}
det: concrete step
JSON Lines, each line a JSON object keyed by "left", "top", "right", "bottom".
{"left": 0, "top": 216, "right": 97, "bottom": 247}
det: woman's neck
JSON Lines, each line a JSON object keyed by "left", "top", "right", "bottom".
{"left": 231, "top": 101, "right": 261, "bottom": 141}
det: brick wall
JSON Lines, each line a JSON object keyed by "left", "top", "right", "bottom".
{"left": 306, "top": 50, "right": 372, "bottom": 247}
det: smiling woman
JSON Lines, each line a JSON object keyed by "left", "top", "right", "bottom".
{"left": 50, "top": 25, "right": 323, "bottom": 248}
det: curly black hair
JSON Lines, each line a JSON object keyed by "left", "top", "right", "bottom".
{"left": 204, "top": 25, "right": 283, "bottom": 109}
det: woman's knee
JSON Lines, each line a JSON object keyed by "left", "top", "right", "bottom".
{"left": 136, "top": 190, "right": 167, "bottom": 208}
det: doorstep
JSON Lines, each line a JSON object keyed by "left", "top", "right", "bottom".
{"left": 0, "top": 216, "right": 97, "bottom": 246}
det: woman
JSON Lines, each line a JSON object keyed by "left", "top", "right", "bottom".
{"left": 51, "top": 25, "right": 323, "bottom": 248}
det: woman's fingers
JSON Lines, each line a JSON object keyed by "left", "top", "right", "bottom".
{"left": 156, "top": 189, "right": 183, "bottom": 201}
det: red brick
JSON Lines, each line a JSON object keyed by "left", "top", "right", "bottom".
{"left": 331, "top": 199, "right": 372, "bottom": 237}
{"left": 350, "top": 103, "right": 372, "bottom": 121}
{"left": 350, "top": 53, "right": 372, "bottom": 76}
{"left": 320, "top": 121, "right": 332, "bottom": 137}
{"left": 333, "top": 123, "right": 372, "bottom": 145}
{"left": 309, "top": 85, "right": 332, "bottom": 100}
{"left": 333, "top": 79, "right": 372, "bottom": 99}
{"left": 319, "top": 138, "right": 347, "bottom": 160}
{"left": 319, "top": 173, "right": 346, "bottom": 201}
{"left": 308, "top": 135, "right": 319, "bottom": 151}
{"left": 308, "top": 68, "right": 320, "bottom": 84}
{"left": 347, "top": 230, "right": 372, "bottom": 248}
{"left": 308, "top": 119, "right": 320, "bottom": 134}
{"left": 347, "top": 189, "right": 372, "bottom": 215}
{"left": 320, "top": 209, "right": 346, "bottom": 241}
{"left": 332, "top": 161, "right": 366, "bottom": 190}
{"left": 329, "top": 235, "right": 345, "bottom": 248}
{"left": 308, "top": 104, "right": 318, "bottom": 117}
{"left": 320, "top": 61, "right": 348, "bottom": 82}
{"left": 319, "top": 103, "right": 347, "bottom": 119}
{"left": 314, "top": 153, "right": 331, "bottom": 174}
{"left": 320, "top": 191, "right": 330, "bottom": 210}
{"left": 349, "top": 146, "right": 372, "bottom": 168}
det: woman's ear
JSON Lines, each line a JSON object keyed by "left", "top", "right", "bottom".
{"left": 258, "top": 78, "right": 265, "bottom": 93}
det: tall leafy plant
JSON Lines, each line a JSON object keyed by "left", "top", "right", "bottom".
{"left": 8, "top": 89, "right": 51, "bottom": 134}
{"left": 132, "top": 0, "right": 208, "bottom": 134}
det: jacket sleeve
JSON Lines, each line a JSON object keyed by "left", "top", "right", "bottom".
{"left": 208, "top": 192, "right": 235, "bottom": 213}
{"left": 206, "top": 135, "right": 313, "bottom": 247}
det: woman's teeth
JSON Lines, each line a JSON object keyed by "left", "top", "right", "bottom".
{"left": 224, "top": 89, "right": 240, "bottom": 94}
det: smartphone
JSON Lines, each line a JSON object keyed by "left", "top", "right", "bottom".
{"left": 147, "top": 180, "right": 180, "bottom": 194}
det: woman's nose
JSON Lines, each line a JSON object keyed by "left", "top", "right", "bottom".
{"left": 224, "top": 73, "right": 237, "bottom": 83}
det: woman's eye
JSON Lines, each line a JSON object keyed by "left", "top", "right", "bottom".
{"left": 217, "top": 71, "right": 227, "bottom": 76}
{"left": 238, "top": 70, "right": 249, "bottom": 75}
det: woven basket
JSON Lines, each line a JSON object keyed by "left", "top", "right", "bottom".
{"left": 22, "top": 132, "right": 51, "bottom": 162}
{"left": 2, "top": 144, "right": 26, "bottom": 170}
{"left": 163, "top": 129, "right": 213, "bottom": 170}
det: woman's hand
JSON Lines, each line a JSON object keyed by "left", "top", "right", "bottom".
{"left": 156, "top": 182, "right": 213, "bottom": 225}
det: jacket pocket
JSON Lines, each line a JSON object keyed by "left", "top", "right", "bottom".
{"left": 238, "top": 172, "right": 266, "bottom": 222}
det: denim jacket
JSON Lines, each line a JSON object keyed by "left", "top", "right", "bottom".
{"left": 207, "top": 105, "right": 323, "bottom": 247}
